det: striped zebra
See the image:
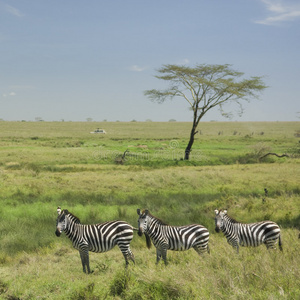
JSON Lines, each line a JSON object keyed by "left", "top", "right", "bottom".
{"left": 55, "top": 207, "right": 135, "bottom": 273}
{"left": 137, "top": 209, "right": 210, "bottom": 265}
{"left": 214, "top": 209, "right": 283, "bottom": 253}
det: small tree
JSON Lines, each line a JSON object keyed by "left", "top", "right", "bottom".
{"left": 144, "top": 64, "right": 267, "bottom": 160}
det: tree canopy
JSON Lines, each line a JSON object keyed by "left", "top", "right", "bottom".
{"left": 144, "top": 64, "right": 267, "bottom": 160}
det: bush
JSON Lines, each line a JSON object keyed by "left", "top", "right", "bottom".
{"left": 71, "top": 283, "right": 99, "bottom": 300}
{"left": 109, "top": 269, "right": 132, "bottom": 297}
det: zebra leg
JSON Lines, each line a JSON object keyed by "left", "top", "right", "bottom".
{"left": 229, "top": 240, "right": 239, "bottom": 253}
{"left": 193, "top": 244, "right": 209, "bottom": 255}
{"left": 120, "top": 247, "right": 135, "bottom": 267}
{"left": 235, "top": 244, "right": 239, "bottom": 254}
{"left": 265, "top": 238, "right": 279, "bottom": 251}
{"left": 117, "top": 240, "right": 135, "bottom": 266}
{"left": 279, "top": 234, "right": 283, "bottom": 251}
{"left": 228, "top": 238, "right": 239, "bottom": 254}
{"left": 79, "top": 249, "right": 91, "bottom": 274}
{"left": 79, "top": 251, "right": 86, "bottom": 273}
{"left": 162, "top": 250, "right": 168, "bottom": 266}
{"left": 156, "top": 249, "right": 162, "bottom": 264}
{"left": 128, "top": 248, "right": 135, "bottom": 264}
{"left": 156, "top": 248, "right": 168, "bottom": 265}
{"left": 265, "top": 234, "right": 283, "bottom": 251}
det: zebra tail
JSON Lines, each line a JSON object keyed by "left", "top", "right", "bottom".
{"left": 279, "top": 233, "right": 283, "bottom": 251}
{"left": 132, "top": 227, "right": 139, "bottom": 231}
{"left": 145, "top": 233, "right": 152, "bottom": 249}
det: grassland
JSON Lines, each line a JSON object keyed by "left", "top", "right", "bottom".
{"left": 0, "top": 121, "right": 299, "bottom": 299}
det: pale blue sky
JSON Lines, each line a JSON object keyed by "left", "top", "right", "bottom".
{"left": 1, "top": 0, "right": 299, "bottom": 121}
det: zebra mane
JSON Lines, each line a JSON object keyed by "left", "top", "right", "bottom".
{"left": 148, "top": 211, "right": 168, "bottom": 225}
{"left": 225, "top": 214, "right": 239, "bottom": 224}
{"left": 64, "top": 210, "right": 81, "bottom": 224}
{"left": 217, "top": 209, "right": 239, "bottom": 224}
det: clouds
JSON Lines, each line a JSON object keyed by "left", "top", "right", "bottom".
{"left": 2, "top": 92, "right": 16, "bottom": 98}
{"left": 5, "top": 4, "right": 24, "bottom": 17}
{"left": 129, "top": 59, "right": 190, "bottom": 73}
{"left": 129, "top": 65, "right": 147, "bottom": 72}
{"left": 1, "top": 86, "right": 35, "bottom": 99}
{"left": 174, "top": 58, "right": 190, "bottom": 65}
{"left": 256, "top": 0, "right": 300, "bottom": 25}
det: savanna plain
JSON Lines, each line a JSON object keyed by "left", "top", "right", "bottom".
{"left": 0, "top": 121, "right": 299, "bottom": 300}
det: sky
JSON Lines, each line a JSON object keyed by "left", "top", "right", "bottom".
{"left": 0, "top": 0, "right": 299, "bottom": 122}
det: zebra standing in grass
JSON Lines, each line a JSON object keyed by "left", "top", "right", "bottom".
{"left": 137, "top": 209, "right": 209, "bottom": 265}
{"left": 55, "top": 207, "right": 135, "bottom": 273}
{"left": 214, "top": 209, "right": 282, "bottom": 253}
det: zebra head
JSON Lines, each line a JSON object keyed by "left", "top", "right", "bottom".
{"left": 214, "top": 209, "right": 227, "bottom": 233}
{"left": 55, "top": 208, "right": 69, "bottom": 237}
{"left": 137, "top": 209, "right": 150, "bottom": 237}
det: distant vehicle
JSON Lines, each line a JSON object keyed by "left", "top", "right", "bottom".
{"left": 90, "top": 128, "right": 106, "bottom": 134}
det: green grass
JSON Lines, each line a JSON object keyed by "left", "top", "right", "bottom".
{"left": 0, "top": 231, "right": 299, "bottom": 299}
{"left": 0, "top": 121, "right": 299, "bottom": 299}
{"left": 0, "top": 121, "right": 298, "bottom": 167}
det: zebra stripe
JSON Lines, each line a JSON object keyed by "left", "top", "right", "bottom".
{"left": 137, "top": 209, "right": 210, "bottom": 265}
{"left": 214, "top": 209, "right": 283, "bottom": 253}
{"left": 55, "top": 207, "right": 135, "bottom": 273}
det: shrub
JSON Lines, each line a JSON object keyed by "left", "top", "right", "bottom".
{"left": 71, "top": 283, "right": 99, "bottom": 300}
{"left": 109, "top": 269, "right": 132, "bottom": 297}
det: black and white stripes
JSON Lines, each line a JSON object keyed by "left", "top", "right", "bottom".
{"left": 214, "top": 209, "right": 282, "bottom": 253}
{"left": 55, "top": 207, "right": 135, "bottom": 273}
{"left": 55, "top": 207, "right": 283, "bottom": 272}
{"left": 137, "top": 209, "right": 210, "bottom": 265}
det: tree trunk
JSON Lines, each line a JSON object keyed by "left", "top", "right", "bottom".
{"left": 184, "top": 124, "right": 197, "bottom": 160}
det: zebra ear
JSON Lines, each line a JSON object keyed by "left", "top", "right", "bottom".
{"left": 214, "top": 209, "right": 219, "bottom": 215}
{"left": 223, "top": 209, "right": 227, "bottom": 214}
{"left": 137, "top": 209, "right": 141, "bottom": 215}
{"left": 145, "top": 209, "right": 149, "bottom": 215}
{"left": 57, "top": 207, "right": 62, "bottom": 215}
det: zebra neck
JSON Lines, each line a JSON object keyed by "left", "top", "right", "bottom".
{"left": 147, "top": 219, "right": 164, "bottom": 236}
{"left": 222, "top": 217, "right": 240, "bottom": 233}
{"left": 65, "top": 221, "right": 81, "bottom": 238}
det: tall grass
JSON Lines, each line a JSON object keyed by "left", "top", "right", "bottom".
{"left": 1, "top": 230, "right": 299, "bottom": 299}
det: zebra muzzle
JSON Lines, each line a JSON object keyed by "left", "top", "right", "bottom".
{"left": 215, "top": 227, "right": 220, "bottom": 233}
{"left": 55, "top": 228, "right": 62, "bottom": 237}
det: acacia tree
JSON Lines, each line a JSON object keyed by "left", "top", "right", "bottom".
{"left": 144, "top": 64, "right": 267, "bottom": 160}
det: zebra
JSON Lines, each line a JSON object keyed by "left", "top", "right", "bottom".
{"left": 137, "top": 209, "right": 210, "bottom": 265}
{"left": 55, "top": 207, "right": 135, "bottom": 273}
{"left": 214, "top": 209, "right": 283, "bottom": 253}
